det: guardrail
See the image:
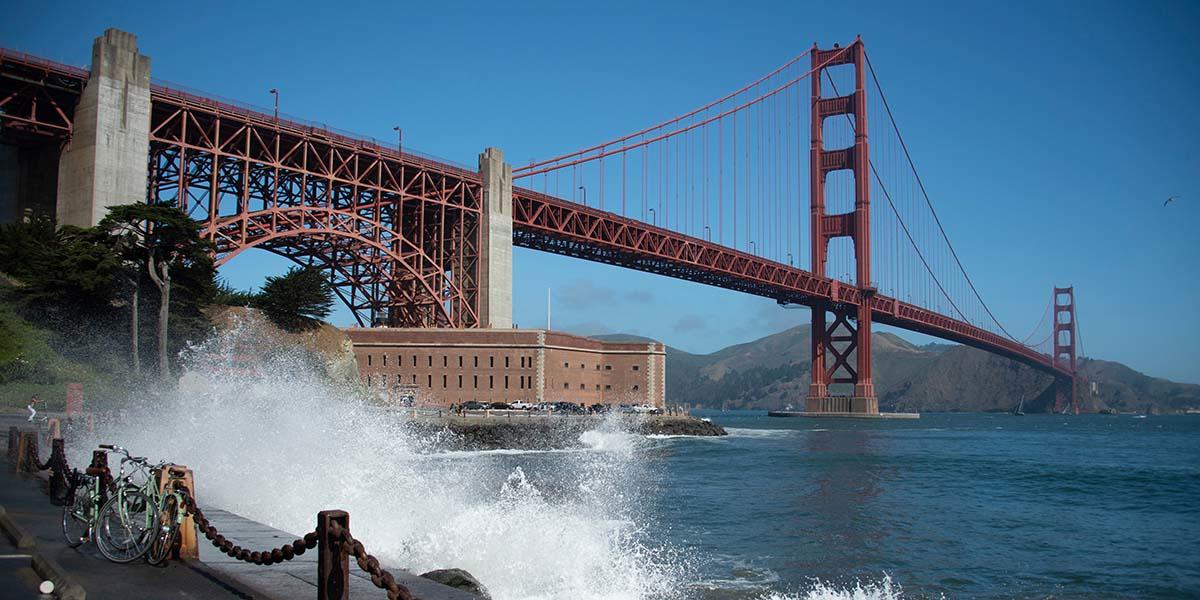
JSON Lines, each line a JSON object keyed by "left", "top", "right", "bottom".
{"left": 8, "top": 423, "right": 422, "bottom": 600}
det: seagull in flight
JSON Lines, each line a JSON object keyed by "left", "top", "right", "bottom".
{"left": 1164, "top": 195, "right": 1181, "bottom": 206}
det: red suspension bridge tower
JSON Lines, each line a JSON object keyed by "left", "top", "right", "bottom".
{"left": 1053, "top": 286, "right": 1078, "bottom": 414}
{"left": 806, "top": 39, "right": 877, "bottom": 415}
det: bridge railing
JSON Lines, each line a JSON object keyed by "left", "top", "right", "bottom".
{"left": 10, "top": 424, "right": 423, "bottom": 600}
{"left": 0, "top": 47, "right": 91, "bottom": 78}
{"left": 148, "top": 75, "right": 477, "bottom": 177}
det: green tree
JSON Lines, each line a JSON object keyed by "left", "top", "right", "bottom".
{"left": 252, "top": 267, "right": 334, "bottom": 332}
{"left": 100, "top": 204, "right": 216, "bottom": 379}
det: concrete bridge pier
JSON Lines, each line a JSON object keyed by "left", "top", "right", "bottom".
{"left": 56, "top": 28, "right": 151, "bottom": 227}
{"left": 478, "top": 147, "right": 513, "bottom": 328}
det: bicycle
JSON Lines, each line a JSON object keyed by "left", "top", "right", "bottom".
{"left": 60, "top": 462, "right": 111, "bottom": 547}
{"left": 146, "top": 465, "right": 191, "bottom": 566}
{"left": 93, "top": 445, "right": 157, "bottom": 563}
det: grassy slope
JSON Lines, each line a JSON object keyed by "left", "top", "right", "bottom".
{"left": 0, "top": 284, "right": 112, "bottom": 411}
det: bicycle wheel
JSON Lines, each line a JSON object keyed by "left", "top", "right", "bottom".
{"left": 95, "top": 489, "right": 154, "bottom": 563}
{"left": 60, "top": 478, "right": 94, "bottom": 547}
{"left": 146, "top": 494, "right": 180, "bottom": 566}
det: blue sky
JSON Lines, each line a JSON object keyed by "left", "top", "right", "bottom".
{"left": 3, "top": 1, "right": 1198, "bottom": 383}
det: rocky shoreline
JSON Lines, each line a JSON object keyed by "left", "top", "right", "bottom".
{"left": 406, "top": 414, "right": 727, "bottom": 451}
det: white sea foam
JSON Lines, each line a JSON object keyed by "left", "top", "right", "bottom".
{"left": 756, "top": 575, "right": 904, "bottom": 600}
{"left": 75, "top": 319, "right": 689, "bottom": 600}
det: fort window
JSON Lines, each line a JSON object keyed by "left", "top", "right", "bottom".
{"left": 564, "top": 362, "right": 569, "bottom": 368}
{"left": 459, "top": 356, "right": 463, "bottom": 368}
{"left": 442, "top": 374, "right": 447, "bottom": 388}
{"left": 595, "top": 385, "right": 600, "bottom": 391}
{"left": 504, "top": 375, "right": 509, "bottom": 389}
{"left": 428, "top": 356, "right": 432, "bottom": 367}
{"left": 490, "top": 357, "right": 495, "bottom": 368}
{"left": 605, "top": 365, "right": 612, "bottom": 370}
{"left": 474, "top": 375, "right": 478, "bottom": 389}
{"left": 633, "top": 385, "right": 640, "bottom": 391}
{"left": 411, "top": 374, "right": 416, "bottom": 384}
{"left": 489, "top": 375, "right": 494, "bottom": 389}
{"left": 443, "top": 356, "right": 448, "bottom": 368}
{"left": 383, "top": 354, "right": 388, "bottom": 367}
{"left": 458, "top": 375, "right": 463, "bottom": 388}
{"left": 474, "top": 356, "right": 479, "bottom": 368}
{"left": 605, "top": 385, "right": 612, "bottom": 390}
{"left": 580, "top": 363, "right": 585, "bottom": 369}
{"left": 505, "top": 356, "right": 510, "bottom": 368}
{"left": 633, "top": 365, "right": 640, "bottom": 371}
{"left": 579, "top": 383, "right": 585, "bottom": 390}
{"left": 366, "top": 374, "right": 371, "bottom": 385}
{"left": 367, "top": 355, "right": 372, "bottom": 367}
{"left": 412, "top": 355, "right": 417, "bottom": 367}
{"left": 563, "top": 383, "right": 569, "bottom": 389}
{"left": 595, "top": 365, "right": 599, "bottom": 370}
{"left": 427, "top": 374, "right": 432, "bottom": 388}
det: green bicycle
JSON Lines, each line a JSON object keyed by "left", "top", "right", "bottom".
{"left": 60, "top": 458, "right": 114, "bottom": 547}
{"left": 94, "top": 445, "right": 157, "bottom": 563}
{"left": 146, "top": 465, "right": 191, "bottom": 566}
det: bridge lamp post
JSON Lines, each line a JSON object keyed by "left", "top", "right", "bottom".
{"left": 268, "top": 88, "right": 279, "bottom": 122}
{"left": 749, "top": 241, "right": 756, "bottom": 255}
{"left": 393, "top": 126, "right": 403, "bottom": 155}
{"left": 648, "top": 207, "right": 656, "bottom": 226}
{"left": 703, "top": 225, "right": 711, "bottom": 241}
{"left": 787, "top": 252, "right": 793, "bottom": 266}
{"left": 578, "top": 185, "right": 586, "bottom": 206}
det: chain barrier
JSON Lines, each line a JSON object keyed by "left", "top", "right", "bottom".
{"left": 329, "top": 520, "right": 416, "bottom": 600}
{"left": 181, "top": 492, "right": 319, "bottom": 565}
{"left": 13, "top": 432, "right": 425, "bottom": 599}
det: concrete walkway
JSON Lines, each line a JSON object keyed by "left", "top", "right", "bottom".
{"left": 0, "top": 453, "right": 278, "bottom": 599}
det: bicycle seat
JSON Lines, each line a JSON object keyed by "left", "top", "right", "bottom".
{"left": 168, "top": 468, "right": 188, "bottom": 477}
{"left": 85, "top": 467, "right": 106, "bottom": 476}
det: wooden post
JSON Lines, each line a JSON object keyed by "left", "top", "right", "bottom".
{"left": 47, "top": 418, "right": 62, "bottom": 440}
{"left": 156, "top": 464, "right": 199, "bottom": 560}
{"left": 7, "top": 426, "right": 17, "bottom": 459}
{"left": 317, "top": 510, "right": 350, "bottom": 600}
{"left": 15, "top": 431, "right": 38, "bottom": 473}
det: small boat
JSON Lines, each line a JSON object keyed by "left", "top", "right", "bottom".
{"left": 1011, "top": 394, "right": 1025, "bottom": 416}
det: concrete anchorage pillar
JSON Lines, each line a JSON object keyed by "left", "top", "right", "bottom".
{"left": 56, "top": 28, "right": 151, "bottom": 227}
{"left": 478, "top": 148, "right": 513, "bottom": 329}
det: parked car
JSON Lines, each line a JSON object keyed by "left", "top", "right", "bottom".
{"left": 617, "top": 404, "right": 637, "bottom": 414}
{"left": 487, "top": 402, "right": 512, "bottom": 410}
{"left": 632, "top": 404, "right": 662, "bottom": 415}
{"left": 588, "top": 403, "right": 610, "bottom": 414}
{"left": 510, "top": 401, "right": 536, "bottom": 410}
{"left": 461, "top": 401, "right": 488, "bottom": 411}
{"left": 553, "top": 402, "right": 586, "bottom": 414}
{"left": 534, "top": 402, "right": 556, "bottom": 411}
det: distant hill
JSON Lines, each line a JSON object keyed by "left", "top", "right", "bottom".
{"left": 597, "top": 325, "right": 1200, "bottom": 414}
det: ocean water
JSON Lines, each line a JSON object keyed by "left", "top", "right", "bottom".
{"left": 650, "top": 411, "right": 1200, "bottom": 599}
{"left": 76, "top": 324, "right": 1200, "bottom": 600}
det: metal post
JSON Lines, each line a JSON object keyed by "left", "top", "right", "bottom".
{"left": 317, "top": 510, "right": 350, "bottom": 600}
{"left": 269, "top": 88, "right": 279, "bottom": 122}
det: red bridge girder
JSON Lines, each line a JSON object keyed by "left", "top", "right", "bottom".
{"left": 511, "top": 186, "right": 1068, "bottom": 378}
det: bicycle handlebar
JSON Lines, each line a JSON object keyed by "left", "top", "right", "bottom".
{"left": 99, "top": 444, "right": 115, "bottom": 449}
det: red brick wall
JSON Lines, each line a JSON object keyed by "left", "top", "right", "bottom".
{"left": 346, "top": 328, "right": 666, "bottom": 407}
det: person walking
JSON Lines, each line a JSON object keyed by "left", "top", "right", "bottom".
{"left": 26, "top": 394, "right": 40, "bottom": 422}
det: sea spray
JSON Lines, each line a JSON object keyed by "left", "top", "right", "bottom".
{"left": 74, "top": 318, "right": 692, "bottom": 600}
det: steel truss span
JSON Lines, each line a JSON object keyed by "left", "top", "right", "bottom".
{"left": 145, "top": 87, "right": 483, "bottom": 328}
{"left": 512, "top": 186, "right": 1069, "bottom": 378}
